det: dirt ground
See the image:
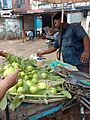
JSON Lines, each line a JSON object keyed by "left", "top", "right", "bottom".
{"left": 0, "top": 38, "right": 89, "bottom": 73}
{"left": 0, "top": 38, "right": 56, "bottom": 61}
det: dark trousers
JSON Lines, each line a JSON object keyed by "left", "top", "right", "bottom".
{"left": 76, "top": 62, "right": 89, "bottom": 74}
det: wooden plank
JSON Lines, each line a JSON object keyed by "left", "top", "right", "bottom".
{"left": 15, "top": 101, "right": 63, "bottom": 119}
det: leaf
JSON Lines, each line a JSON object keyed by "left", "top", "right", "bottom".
{"left": 0, "top": 69, "right": 4, "bottom": 77}
{"left": 44, "top": 98, "right": 48, "bottom": 104}
{"left": 33, "top": 89, "right": 47, "bottom": 95}
{"left": 10, "top": 95, "right": 22, "bottom": 111}
{"left": 25, "top": 58, "right": 36, "bottom": 66}
{"left": 48, "top": 75, "right": 62, "bottom": 81}
{"left": 50, "top": 81, "right": 65, "bottom": 87}
{"left": 0, "top": 95, "right": 7, "bottom": 110}
{"left": 61, "top": 90, "right": 72, "bottom": 99}
{"left": 6, "top": 54, "right": 22, "bottom": 64}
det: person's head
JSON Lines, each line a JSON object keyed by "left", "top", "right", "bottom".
{"left": 47, "top": 28, "right": 52, "bottom": 34}
{"left": 53, "top": 12, "right": 67, "bottom": 29}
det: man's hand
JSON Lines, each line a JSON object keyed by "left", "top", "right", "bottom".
{"left": 37, "top": 47, "right": 57, "bottom": 57}
{"left": 37, "top": 52, "right": 43, "bottom": 57}
{"left": 80, "top": 51, "right": 90, "bottom": 63}
{"left": 0, "top": 69, "right": 19, "bottom": 101}
{"left": 4, "top": 69, "right": 19, "bottom": 89}
{"left": 0, "top": 51, "right": 8, "bottom": 57}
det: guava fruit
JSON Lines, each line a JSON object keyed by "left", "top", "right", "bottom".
{"left": 32, "top": 78, "right": 38, "bottom": 84}
{"left": 30, "top": 85, "right": 38, "bottom": 94}
{"left": 31, "top": 70, "right": 36, "bottom": 74}
{"left": 16, "top": 79, "right": 23, "bottom": 87}
{"left": 12, "top": 62, "right": 19, "bottom": 69}
{"left": 3, "top": 66, "right": 15, "bottom": 77}
{"left": 26, "top": 80, "right": 34, "bottom": 87}
{"left": 41, "top": 73, "right": 47, "bottom": 79}
{"left": 38, "top": 82, "right": 47, "bottom": 89}
{"left": 33, "top": 74, "right": 38, "bottom": 78}
{"left": 20, "top": 71, "right": 25, "bottom": 76}
{"left": 17, "top": 87, "right": 23, "bottom": 94}
{"left": 27, "top": 66, "right": 33, "bottom": 71}
{"left": 24, "top": 75, "right": 29, "bottom": 80}
{"left": 8, "top": 86, "right": 17, "bottom": 93}
{"left": 4, "top": 64, "right": 10, "bottom": 70}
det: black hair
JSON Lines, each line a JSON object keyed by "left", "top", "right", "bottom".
{"left": 53, "top": 12, "right": 67, "bottom": 22}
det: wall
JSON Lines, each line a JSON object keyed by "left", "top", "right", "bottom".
{"left": 81, "top": 11, "right": 90, "bottom": 36}
{"left": 0, "top": 18, "right": 5, "bottom": 38}
{"left": 88, "top": 11, "right": 90, "bottom": 16}
{"left": 67, "top": 12, "right": 83, "bottom": 23}
{"left": 67, "top": 11, "right": 90, "bottom": 36}
{"left": 12, "top": 0, "right": 31, "bottom": 12}
{"left": 0, "top": 17, "right": 21, "bottom": 39}
{"left": 85, "top": 16, "right": 90, "bottom": 37}
{"left": 81, "top": 17, "right": 86, "bottom": 31}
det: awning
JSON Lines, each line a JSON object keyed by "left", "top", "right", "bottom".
{"left": 36, "top": 0, "right": 89, "bottom": 3}
{"left": 27, "top": 9, "right": 44, "bottom": 14}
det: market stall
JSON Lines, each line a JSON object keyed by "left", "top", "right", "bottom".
{"left": 0, "top": 53, "right": 90, "bottom": 120}
{"left": 0, "top": 0, "right": 90, "bottom": 119}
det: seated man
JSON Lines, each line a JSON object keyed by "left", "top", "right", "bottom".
{"left": 42, "top": 26, "right": 50, "bottom": 39}
{"left": 27, "top": 31, "right": 34, "bottom": 40}
{"left": 45, "top": 28, "right": 54, "bottom": 39}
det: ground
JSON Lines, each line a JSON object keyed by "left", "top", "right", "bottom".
{"left": 0, "top": 39, "right": 56, "bottom": 61}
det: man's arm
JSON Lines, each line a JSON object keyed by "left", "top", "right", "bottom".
{"left": 0, "top": 51, "right": 8, "bottom": 57}
{"left": 37, "top": 46, "right": 57, "bottom": 57}
{"left": 0, "top": 70, "right": 19, "bottom": 101}
{"left": 80, "top": 36, "right": 90, "bottom": 63}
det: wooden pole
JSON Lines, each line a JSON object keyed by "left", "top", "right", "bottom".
{"left": 22, "top": 15, "right": 26, "bottom": 43}
{"left": 58, "top": 1, "right": 64, "bottom": 60}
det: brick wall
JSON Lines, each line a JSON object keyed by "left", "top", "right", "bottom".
{"left": 12, "top": 0, "right": 31, "bottom": 12}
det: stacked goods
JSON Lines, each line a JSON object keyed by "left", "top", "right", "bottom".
{"left": 0, "top": 54, "right": 74, "bottom": 110}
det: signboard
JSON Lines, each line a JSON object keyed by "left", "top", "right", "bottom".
{"left": 35, "top": 0, "right": 90, "bottom": 3}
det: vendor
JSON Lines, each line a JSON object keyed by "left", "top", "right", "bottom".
{"left": 37, "top": 12, "right": 90, "bottom": 73}
{"left": 0, "top": 69, "right": 19, "bottom": 101}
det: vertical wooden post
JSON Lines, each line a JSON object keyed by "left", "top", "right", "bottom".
{"left": 22, "top": 15, "right": 26, "bottom": 43}
{"left": 34, "top": 16, "right": 37, "bottom": 41}
{"left": 5, "top": 105, "right": 10, "bottom": 120}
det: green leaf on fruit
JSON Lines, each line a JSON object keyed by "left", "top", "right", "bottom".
{"left": 61, "top": 90, "right": 72, "bottom": 99}
{"left": 0, "top": 69, "right": 4, "bottom": 76}
{"left": 33, "top": 89, "right": 47, "bottom": 95}
{"left": 0, "top": 95, "right": 7, "bottom": 110}
{"left": 47, "top": 75, "right": 63, "bottom": 81}
{"left": 6, "top": 54, "right": 21, "bottom": 64}
{"left": 10, "top": 95, "right": 22, "bottom": 110}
